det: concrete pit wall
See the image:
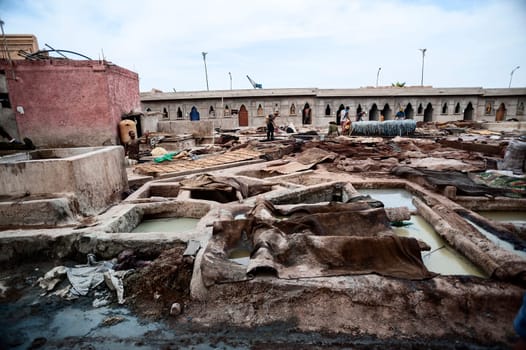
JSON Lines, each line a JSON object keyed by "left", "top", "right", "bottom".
{"left": 0, "top": 146, "right": 128, "bottom": 216}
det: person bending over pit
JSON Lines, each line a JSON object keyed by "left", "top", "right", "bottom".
{"left": 125, "top": 130, "right": 140, "bottom": 161}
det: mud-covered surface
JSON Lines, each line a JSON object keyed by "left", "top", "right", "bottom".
{"left": 0, "top": 250, "right": 523, "bottom": 349}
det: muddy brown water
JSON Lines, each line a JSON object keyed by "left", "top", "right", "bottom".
{"left": 0, "top": 259, "right": 511, "bottom": 348}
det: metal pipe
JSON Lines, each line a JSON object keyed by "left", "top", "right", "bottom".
{"left": 0, "top": 18, "right": 15, "bottom": 79}
{"left": 376, "top": 67, "right": 381, "bottom": 87}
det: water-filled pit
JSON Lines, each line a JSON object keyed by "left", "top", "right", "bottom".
{"left": 478, "top": 211, "right": 526, "bottom": 224}
{"left": 464, "top": 219, "right": 526, "bottom": 259}
{"left": 358, "top": 188, "right": 486, "bottom": 277}
{"left": 131, "top": 217, "right": 200, "bottom": 233}
{"left": 358, "top": 188, "right": 416, "bottom": 210}
{"left": 393, "top": 215, "right": 487, "bottom": 277}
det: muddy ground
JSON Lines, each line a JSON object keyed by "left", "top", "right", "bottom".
{"left": 1, "top": 251, "right": 519, "bottom": 350}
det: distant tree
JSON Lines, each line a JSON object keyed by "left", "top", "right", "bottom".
{"left": 391, "top": 82, "right": 406, "bottom": 87}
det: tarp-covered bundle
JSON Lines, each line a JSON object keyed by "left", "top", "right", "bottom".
{"left": 351, "top": 120, "right": 416, "bottom": 137}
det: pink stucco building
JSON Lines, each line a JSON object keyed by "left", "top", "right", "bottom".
{"left": 0, "top": 59, "right": 139, "bottom": 147}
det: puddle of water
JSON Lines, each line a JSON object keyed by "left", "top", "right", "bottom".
{"left": 464, "top": 219, "right": 526, "bottom": 259}
{"left": 478, "top": 211, "right": 526, "bottom": 225}
{"left": 131, "top": 217, "right": 199, "bottom": 233}
{"left": 358, "top": 188, "right": 416, "bottom": 210}
{"left": 393, "top": 215, "right": 487, "bottom": 277}
{"left": 228, "top": 248, "right": 251, "bottom": 266}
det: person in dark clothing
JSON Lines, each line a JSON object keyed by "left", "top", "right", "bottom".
{"left": 395, "top": 108, "right": 406, "bottom": 120}
{"left": 266, "top": 110, "right": 278, "bottom": 141}
{"left": 514, "top": 293, "right": 526, "bottom": 349}
{"left": 0, "top": 125, "right": 22, "bottom": 144}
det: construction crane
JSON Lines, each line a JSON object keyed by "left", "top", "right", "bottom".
{"left": 246, "top": 75, "right": 262, "bottom": 89}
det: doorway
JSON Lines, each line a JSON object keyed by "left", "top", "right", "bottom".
{"left": 302, "top": 103, "right": 312, "bottom": 124}
{"left": 382, "top": 104, "right": 392, "bottom": 120}
{"left": 424, "top": 103, "right": 433, "bottom": 122}
{"left": 463, "top": 102, "right": 474, "bottom": 121}
{"left": 404, "top": 103, "right": 414, "bottom": 119}
{"left": 238, "top": 105, "right": 248, "bottom": 126}
{"left": 369, "top": 104, "right": 379, "bottom": 121}
{"left": 496, "top": 103, "right": 506, "bottom": 122}
{"left": 190, "top": 106, "right": 200, "bottom": 121}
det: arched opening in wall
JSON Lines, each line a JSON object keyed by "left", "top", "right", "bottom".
{"left": 417, "top": 103, "right": 423, "bottom": 115}
{"left": 177, "top": 107, "right": 183, "bottom": 119}
{"left": 290, "top": 103, "right": 296, "bottom": 115}
{"left": 463, "top": 102, "right": 474, "bottom": 121}
{"left": 224, "top": 104, "right": 230, "bottom": 116}
{"left": 325, "top": 104, "right": 331, "bottom": 116}
{"left": 209, "top": 105, "right": 215, "bottom": 117}
{"left": 146, "top": 108, "right": 151, "bottom": 112}
{"left": 382, "top": 104, "right": 392, "bottom": 120}
{"left": 454, "top": 103, "right": 461, "bottom": 114}
{"left": 239, "top": 104, "right": 248, "bottom": 126}
{"left": 424, "top": 103, "right": 433, "bottom": 122}
{"left": 356, "top": 103, "right": 363, "bottom": 118}
{"left": 302, "top": 103, "right": 312, "bottom": 124}
{"left": 189, "top": 106, "right": 200, "bottom": 121}
{"left": 369, "top": 104, "right": 379, "bottom": 121}
{"left": 257, "top": 104, "right": 264, "bottom": 117}
{"left": 336, "top": 104, "right": 345, "bottom": 124}
{"left": 441, "top": 103, "right": 448, "bottom": 114}
{"left": 162, "top": 107, "right": 169, "bottom": 119}
{"left": 496, "top": 103, "right": 506, "bottom": 122}
{"left": 517, "top": 101, "right": 525, "bottom": 116}
{"left": 404, "top": 103, "right": 414, "bottom": 119}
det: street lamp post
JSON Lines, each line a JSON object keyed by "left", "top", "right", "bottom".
{"left": 419, "top": 48, "right": 427, "bottom": 86}
{"left": 376, "top": 67, "right": 381, "bottom": 87}
{"left": 509, "top": 66, "right": 520, "bottom": 88}
{"left": 229, "top": 72, "right": 232, "bottom": 90}
{"left": 202, "top": 52, "right": 209, "bottom": 91}
{"left": 0, "top": 18, "right": 15, "bottom": 79}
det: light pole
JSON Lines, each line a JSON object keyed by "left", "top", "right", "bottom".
{"left": 419, "top": 48, "right": 427, "bottom": 86}
{"left": 228, "top": 72, "right": 232, "bottom": 90}
{"left": 376, "top": 67, "right": 381, "bottom": 87}
{"left": 509, "top": 66, "right": 520, "bottom": 88}
{"left": 0, "top": 18, "right": 15, "bottom": 79}
{"left": 202, "top": 52, "right": 209, "bottom": 91}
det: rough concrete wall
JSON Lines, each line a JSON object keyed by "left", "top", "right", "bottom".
{"left": 1, "top": 60, "right": 139, "bottom": 147}
{"left": 0, "top": 157, "right": 76, "bottom": 196}
{"left": 70, "top": 146, "right": 128, "bottom": 215}
{"left": 0, "top": 147, "right": 128, "bottom": 215}
{"left": 157, "top": 120, "right": 236, "bottom": 136}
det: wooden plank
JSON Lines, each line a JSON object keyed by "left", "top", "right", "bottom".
{"left": 133, "top": 148, "right": 262, "bottom": 176}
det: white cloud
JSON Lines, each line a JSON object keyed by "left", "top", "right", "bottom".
{"left": 1, "top": 0, "right": 525, "bottom": 91}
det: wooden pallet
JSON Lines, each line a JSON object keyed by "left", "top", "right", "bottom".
{"left": 134, "top": 148, "right": 262, "bottom": 176}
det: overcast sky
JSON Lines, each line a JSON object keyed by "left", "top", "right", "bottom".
{"left": 1, "top": 0, "right": 525, "bottom": 92}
